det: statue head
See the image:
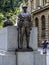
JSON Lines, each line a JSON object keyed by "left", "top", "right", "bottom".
{"left": 6, "top": 16, "right": 10, "bottom": 19}
{"left": 22, "top": 4, "right": 27, "bottom": 13}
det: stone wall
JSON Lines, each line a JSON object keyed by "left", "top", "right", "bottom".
{"left": 33, "top": 9, "right": 49, "bottom": 46}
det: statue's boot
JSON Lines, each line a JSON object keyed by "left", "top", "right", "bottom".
{"left": 20, "top": 36, "right": 23, "bottom": 49}
{"left": 26, "top": 37, "right": 33, "bottom": 50}
{"left": 26, "top": 37, "right": 30, "bottom": 48}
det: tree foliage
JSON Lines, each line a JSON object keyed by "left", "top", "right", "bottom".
{"left": 0, "top": 0, "right": 22, "bottom": 25}
{"left": 0, "top": 0, "right": 22, "bottom": 13}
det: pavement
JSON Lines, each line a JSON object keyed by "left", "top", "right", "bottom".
{"left": 38, "top": 48, "right": 49, "bottom": 55}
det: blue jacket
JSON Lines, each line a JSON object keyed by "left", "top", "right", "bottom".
{"left": 42, "top": 42, "right": 49, "bottom": 49}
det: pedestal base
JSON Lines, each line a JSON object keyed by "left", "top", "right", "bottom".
{"left": 16, "top": 48, "right": 33, "bottom": 52}
{"left": 16, "top": 51, "right": 46, "bottom": 65}
{"left": 29, "top": 27, "right": 38, "bottom": 50}
{"left": 16, "top": 51, "right": 34, "bottom": 65}
{"left": 0, "top": 52, "right": 16, "bottom": 65}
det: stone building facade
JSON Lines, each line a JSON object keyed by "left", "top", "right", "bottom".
{"left": 24, "top": 0, "right": 49, "bottom": 46}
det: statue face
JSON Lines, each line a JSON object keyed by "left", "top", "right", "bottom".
{"left": 22, "top": 7, "right": 27, "bottom": 13}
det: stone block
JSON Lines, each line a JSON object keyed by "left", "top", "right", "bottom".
{"left": 16, "top": 51, "right": 46, "bottom": 65}
{"left": 46, "top": 55, "right": 49, "bottom": 65}
{"left": 16, "top": 51, "right": 34, "bottom": 65}
{"left": 29, "top": 27, "right": 38, "bottom": 50}
{"left": 34, "top": 53, "right": 46, "bottom": 65}
{"left": 0, "top": 52, "right": 16, "bottom": 65}
{"left": 0, "top": 26, "right": 18, "bottom": 51}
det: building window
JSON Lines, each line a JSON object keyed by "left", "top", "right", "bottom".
{"left": 35, "top": 18, "right": 38, "bottom": 27}
{"left": 41, "top": 15, "right": 46, "bottom": 39}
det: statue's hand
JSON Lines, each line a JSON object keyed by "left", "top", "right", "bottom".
{"left": 30, "top": 28, "right": 32, "bottom": 30}
{"left": 30, "top": 27, "right": 32, "bottom": 30}
{"left": 17, "top": 26, "right": 20, "bottom": 30}
{"left": 17, "top": 28, "right": 19, "bottom": 30}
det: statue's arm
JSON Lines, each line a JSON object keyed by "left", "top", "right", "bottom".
{"left": 28, "top": 15, "right": 33, "bottom": 29}
{"left": 17, "top": 15, "right": 20, "bottom": 30}
{"left": 17, "top": 14, "right": 23, "bottom": 29}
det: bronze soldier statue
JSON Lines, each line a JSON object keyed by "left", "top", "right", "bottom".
{"left": 17, "top": 5, "right": 32, "bottom": 49}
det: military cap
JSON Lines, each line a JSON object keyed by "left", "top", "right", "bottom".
{"left": 22, "top": 4, "right": 27, "bottom": 8}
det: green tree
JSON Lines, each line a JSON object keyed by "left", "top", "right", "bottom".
{"left": 0, "top": 0, "right": 22, "bottom": 14}
{"left": 0, "top": 0, "right": 22, "bottom": 27}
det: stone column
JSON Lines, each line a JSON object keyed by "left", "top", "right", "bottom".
{"left": 47, "top": 0, "right": 49, "bottom": 3}
{"left": 40, "top": 0, "right": 43, "bottom": 6}
{"left": 48, "top": 15, "right": 49, "bottom": 41}
{"left": 46, "top": 0, "right": 49, "bottom": 5}
{"left": 38, "top": 17, "right": 42, "bottom": 46}
{"left": 45, "top": 15, "right": 49, "bottom": 41}
{"left": 28, "top": 0, "right": 31, "bottom": 12}
{"left": 31, "top": 0, "right": 33, "bottom": 12}
{"left": 33, "top": 17, "right": 36, "bottom": 27}
{"left": 34, "top": 0, "right": 37, "bottom": 10}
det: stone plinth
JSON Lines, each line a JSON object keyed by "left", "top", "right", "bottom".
{"left": 16, "top": 51, "right": 34, "bottom": 65}
{"left": 34, "top": 53, "right": 46, "bottom": 65}
{"left": 29, "top": 27, "right": 38, "bottom": 50}
{"left": 0, "top": 52, "right": 16, "bottom": 65}
{"left": 0, "top": 26, "right": 18, "bottom": 51}
{"left": 16, "top": 51, "right": 46, "bottom": 65}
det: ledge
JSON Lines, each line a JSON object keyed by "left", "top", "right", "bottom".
{"left": 16, "top": 48, "right": 33, "bottom": 52}
{"left": 32, "top": 5, "right": 49, "bottom": 15}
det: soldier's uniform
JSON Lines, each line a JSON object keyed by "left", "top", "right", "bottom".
{"left": 18, "top": 6, "right": 32, "bottom": 49}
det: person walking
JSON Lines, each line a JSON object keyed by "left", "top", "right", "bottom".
{"left": 42, "top": 40, "right": 49, "bottom": 54}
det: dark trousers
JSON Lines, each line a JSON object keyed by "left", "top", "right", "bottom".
{"left": 19, "top": 27, "right": 30, "bottom": 48}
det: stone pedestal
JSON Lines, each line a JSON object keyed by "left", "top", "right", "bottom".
{"left": 29, "top": 27, "right": 38, "bottom": 50}
{"left": 34, "top": 52, "right": 46, "bottom": 65}
{"left": 0, "top": 26, "right": 17, "bottom": 65}
{"left": 0, "top": 26, "right": 18, "bottom": 51}
{"left": 16, "top": 51, "right": 34, "bottom": 65}
{"left": 0, "top": 26, "right": 46, "bottom": 65}
{"left": 0, "top": 52, "right": 16, "bottom": 65}
{"left": 16, "top": 51, "right": 46, "bottom": 65}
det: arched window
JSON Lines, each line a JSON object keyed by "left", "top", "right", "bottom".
{"left": 41, "top": 15, "right": 45, "bottom": 30}
{"left": 41, "top": 15, "right": 46, "bottom": 39}
{"left": 35, "top": 17, "right": 38, "bottom": 27}
{"left": 35, "top": 17, "right": 39, "bottom": 46}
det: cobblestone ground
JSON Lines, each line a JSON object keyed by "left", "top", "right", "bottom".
{"left": 38, "top": 48, "right": 49, "bottom": 65}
